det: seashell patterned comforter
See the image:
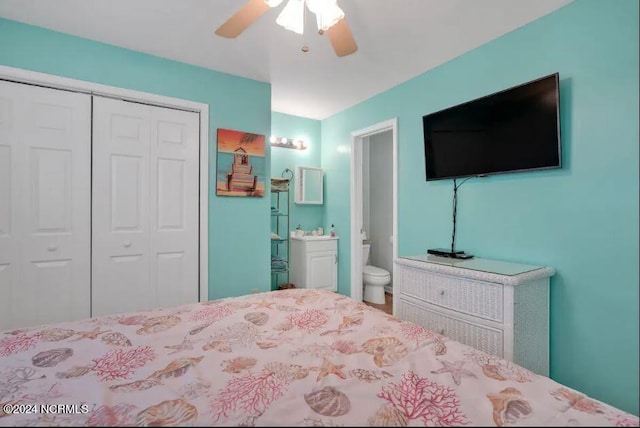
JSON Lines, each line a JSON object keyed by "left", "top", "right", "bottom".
{"left": 0, "top": 289, "right": 637, "bottom": 426}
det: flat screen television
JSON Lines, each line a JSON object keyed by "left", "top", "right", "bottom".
{"left": 423, "top": 73, "right": 561, "bottom": 181}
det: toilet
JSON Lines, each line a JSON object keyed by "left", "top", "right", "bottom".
{"left": 362, "top": 243, "right": 391, "bottom": 304}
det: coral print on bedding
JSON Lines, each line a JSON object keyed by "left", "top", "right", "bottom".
{"left": 0, "top": 289, "right": 637, "bottom": 426}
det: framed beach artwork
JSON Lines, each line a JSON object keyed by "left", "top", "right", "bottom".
{"left": 216, "top": 128, "right": 266, "bottom": 197}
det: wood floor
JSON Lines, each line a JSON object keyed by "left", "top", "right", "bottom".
{"left": 363, "top": 292, "right": 393, "bottom": 315}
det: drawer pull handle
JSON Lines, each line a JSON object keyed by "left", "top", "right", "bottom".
{"left": 124, "top": 241, "right": 132, "bottom": 248}
{"left": 47, "top": 244, "right": 58, "bottom": 252}
{"left": 439, "top": 289, "right": 445, "bottom": 296}
{"left": 437, "top": 328, "right": 445, "bottom": 335}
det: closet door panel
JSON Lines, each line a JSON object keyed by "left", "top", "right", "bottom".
{"left": 92, "top": 98, "right": 199, "bottom": 316}
{"left": 0, "top": 92, "right": 14, "bottom": 261}
{"left": 0, "top": 264, "right": 11, "bottom": 328}
{"left": 0, "top": 80, "right": 91, "bottom": 330}
{"left": 0, "top": 86, "right": 17, "bottom": 330}
{"left": 150, "top": 106, "right": 199, "bottom": 307}
{"left": 0, "top": 145, "right": 10, "bottom": 239}
{"left": 92, "top": 97, "right": 151, "bottom": 317}
{"left": 22, "top": 88, "right": 91, "bottom": 327}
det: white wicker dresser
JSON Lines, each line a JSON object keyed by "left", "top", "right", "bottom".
{"left": 394, "top": 255, "right": 555, "bottom": 375}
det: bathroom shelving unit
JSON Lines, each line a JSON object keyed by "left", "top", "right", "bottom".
{"left": 271, "top": 170, "right": 293, "bottom": 289}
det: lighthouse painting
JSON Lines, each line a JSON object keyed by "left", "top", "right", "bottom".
{"left": 216, "top": 128, "right": 265, "bottom": 197}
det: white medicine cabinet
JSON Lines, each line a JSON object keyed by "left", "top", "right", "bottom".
{"left": 295, "top": 166, "right": 323, "bottom": 205}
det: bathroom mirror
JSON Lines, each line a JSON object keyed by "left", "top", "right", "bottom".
{"left": 295, "top": 166, "right": 323, "bottom": 205}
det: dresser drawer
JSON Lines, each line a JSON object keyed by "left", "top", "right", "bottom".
{"left": 398, "top": 298, "right": 504, "bottom": 358}
{"left": 399, "top": 266, "right": 504, "bottom": 322}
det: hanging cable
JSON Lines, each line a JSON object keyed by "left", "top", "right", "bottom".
{"left": 451, "top": 177, "right": 473, "bottom": 253}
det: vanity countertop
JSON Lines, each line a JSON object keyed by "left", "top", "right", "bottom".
{"left": 290, "top": 235, "right": 338, "bottom": 241}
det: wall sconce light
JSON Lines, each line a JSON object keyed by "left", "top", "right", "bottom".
{"left": 270, "top": 135, "right": 308, "bottom": 150}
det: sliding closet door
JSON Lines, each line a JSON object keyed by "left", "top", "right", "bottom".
{"left": 92, "top": 98, "right": 150, "bottom": 316}
{"left": 92, "top": 97, "right": 199, "bottom": 317}
{"left": 149, "top": 105, "right": 199, "bottom": 308}
{"left": 0, "top": 80, "right": 91, "bottom": 330}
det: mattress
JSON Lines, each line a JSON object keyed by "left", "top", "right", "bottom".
{"left": 0, "top": 288, "right": 637, "bottom": 426}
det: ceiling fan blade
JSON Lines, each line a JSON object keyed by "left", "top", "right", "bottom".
{"left": 215, "top": 0, "right": 271, "bottom": 38}
{"left": 326, "top": 18, "right": 358, "bottom": 57}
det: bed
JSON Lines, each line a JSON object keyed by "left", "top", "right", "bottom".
{"left": 0, "top": 288, "right": 637, "bottom": 427}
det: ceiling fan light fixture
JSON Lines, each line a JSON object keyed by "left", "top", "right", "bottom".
{"left": 214, "top": 0, "right": 357, "bottom": 57}
{"left": 276, "top": 0, "right": 305, "bottom": 35}
{"left": 307, "top": 0, "right": 344, "bottom": 32}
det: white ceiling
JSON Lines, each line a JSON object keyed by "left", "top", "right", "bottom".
{"left": 0, "top": 0, "right": 573, "bottom": 120}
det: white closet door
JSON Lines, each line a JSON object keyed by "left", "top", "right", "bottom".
{"left": 0, "top": 80, "right": 91, "bottom": 330}
{"left": 92, "top": 97, "right": 199, "bottom": 317}
{"left": 149, "top": 105, "right": 199, "bottom": 308}
{"left": 92, "top": 98, "right": 151, "bottom": 317}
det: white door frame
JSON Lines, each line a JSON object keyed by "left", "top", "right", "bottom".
{"left": 350, "top": 118, "right": 398, "bottom": 313}
{"left": 0, "top": 65, "right": 210, "bottom": 302}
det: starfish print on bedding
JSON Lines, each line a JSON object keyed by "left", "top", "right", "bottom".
{"left": 311, "top": 358, "right": 347, "bottom": 381}
{"left": 71, "top": 327, "right": 110, "bottom": 341}
{"left": 430, "top": 359, "right": 478, "bottom": 385}
{"left": 339, "top": 313, "right": 363, "bottom": 330}
{"left": 323, "top": 301, "right": 353, "bottom": 314}
{"left": 252, "top": 300, "right": 276, "bottom": 309}
{"left": 320, "top": 330, "right": 355, "bottom": 337}
{"left": 266, "top": 332, "right": 305, "bottom": 345}
{"left": 165, "top": 336, "right": 199, "bottom": 355}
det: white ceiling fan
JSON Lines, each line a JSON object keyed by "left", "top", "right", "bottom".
{"left": 215, "top": 0, "right": 358, "bottom": 57}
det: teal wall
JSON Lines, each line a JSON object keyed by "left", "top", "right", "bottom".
{"left": 0, "top": 18, "right": 272, "bottom": 300}
{"left": 270, "top": 112, "right": 324, "bottom": 289}
{"left": 321, "top": 0, "right": 638, "bottom": 415}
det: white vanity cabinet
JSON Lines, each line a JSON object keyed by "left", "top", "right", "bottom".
{"left": 290, "top": 236, "right": 338, "bottom": 291}
{"left": 394, "top": 255, "right": 554, "bottom": 375}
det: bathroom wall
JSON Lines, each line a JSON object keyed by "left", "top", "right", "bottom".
{"left": 271, "top": 112, "right": 323, "bottom": 289}
{"left": 367, "top": 131, "right": 394, "bottom": 286}
{"left": 271, "top": 112, "right": 324, "bottom": 231}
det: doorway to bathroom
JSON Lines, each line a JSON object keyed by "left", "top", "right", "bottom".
{"left": 350, "top": 119, "right": 398, "bottom": 315}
